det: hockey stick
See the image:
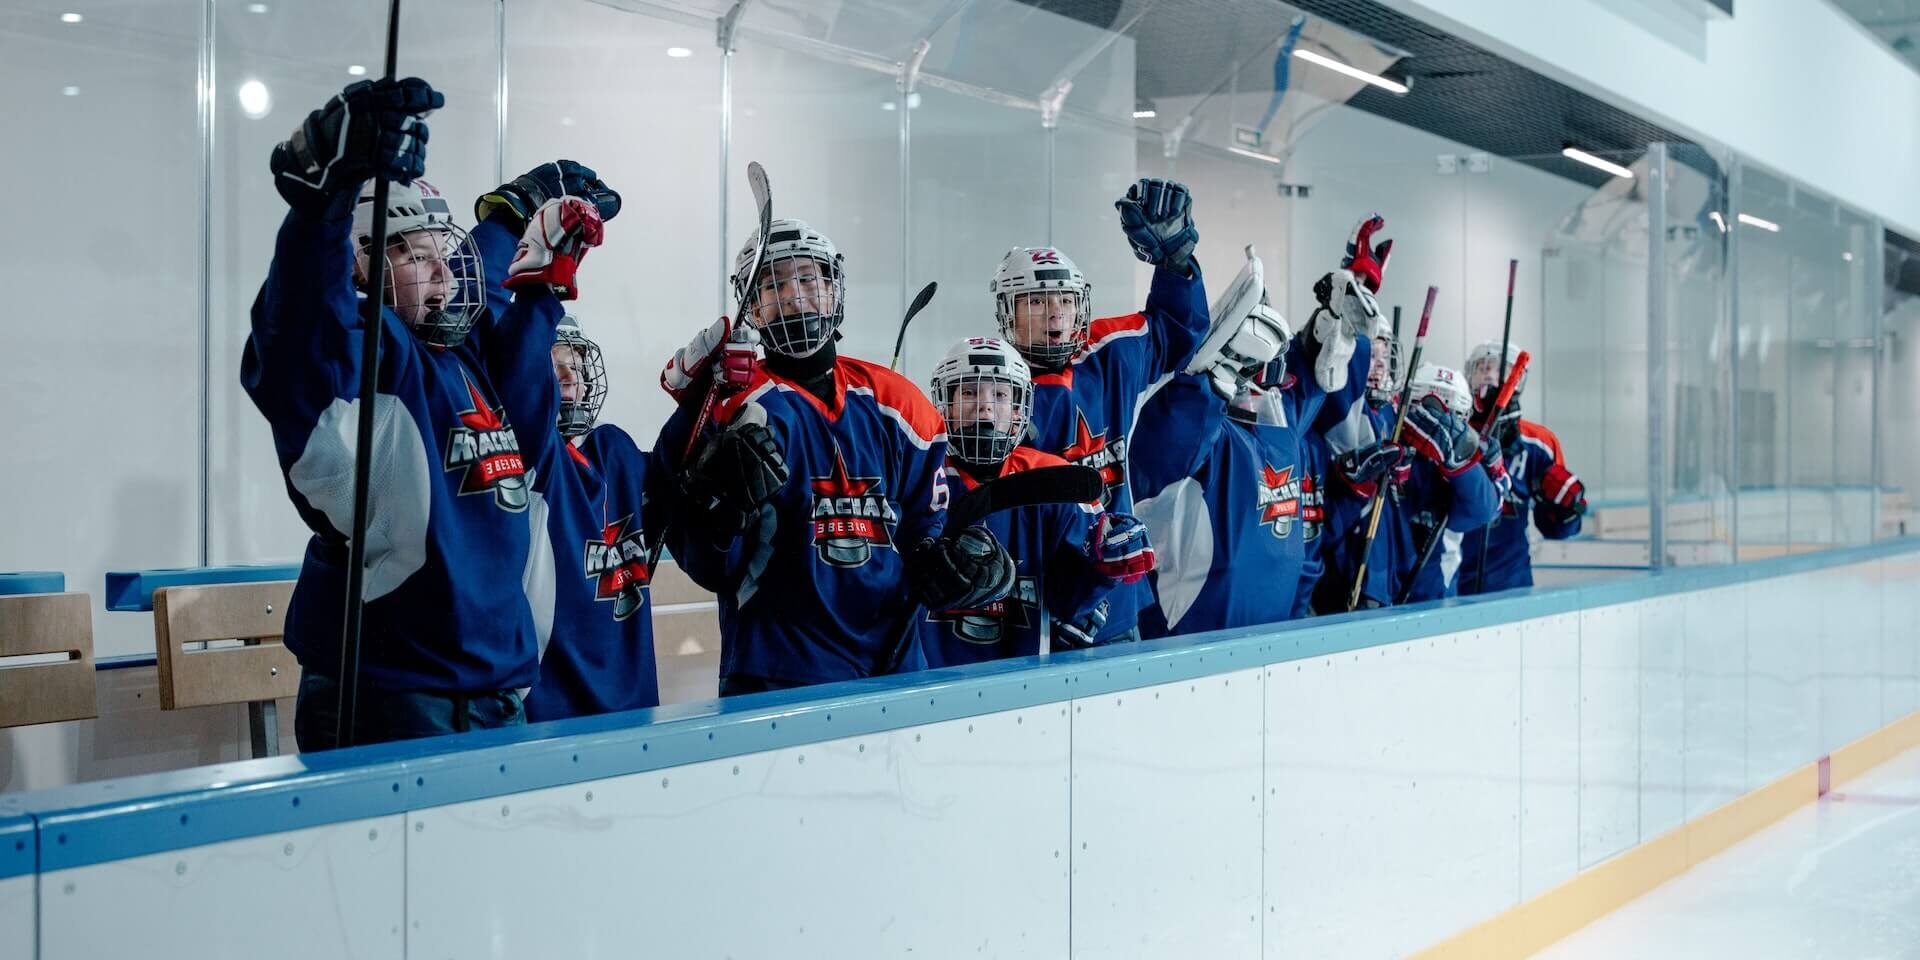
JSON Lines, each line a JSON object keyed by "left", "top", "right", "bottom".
{"left": 945, "top": 464, "right": 1105, "bottom": 531}
{"left": 889, "top": 281, "right": 938, "bottom": 371}
{"left": 1469, "top": 258, "right": 1520, "bottom": 593}
{"left": 336, "top": 0, "right": 405, "bottom": 749}
{"left": 1346, "top": 285, "right": 1436, "bottom": 612}
{"left": 1399, "top": 349, "right": 1530, "bottom": 605}
{"left": 683, "top": 161, "right": 771, "bottom": 464}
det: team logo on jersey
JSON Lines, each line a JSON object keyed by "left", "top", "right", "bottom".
{"left": 1256, "top": 463, "right": 1302, "bottom": 538}
{"left": 584, "top": 514, "right": 651, "bottom": 621}
{"left": 1062, "top": 411, "right": 1127, "bottom": 503}
{"left": 1300, "top": 472, "right": 1324, "bottom": 541}
{"left": 1030, "top": 249, "right": 1062, "bottom": 265}
{"left": 810, "top": 447, "right": 896, "bottom": 567}
{"left": 444, "top": 375, "right": 528, "bottom": 511}
{"left": 932, "top": 576, "right": 1039, "bottom": 645}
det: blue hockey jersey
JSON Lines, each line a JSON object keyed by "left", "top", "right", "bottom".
{"left": 668, "top": 357, "right": 951, "bottom": 687}
{"left": 240, "top": 207, "right": 538, "bottom": 695}
{"left": 917, "top": 446, "right": 1108, "bottom": 668}
{"left": 1458, "top": 419, "right": 1583, "bottom": 595}
{"left": 1319, "top": 402, "right": 1501, "bottom": 609}
{"left": 468, "top": 218, "right": 666, "bottom": 721}
{"left": 1130, "top": 373, "right": 1318, "bottom": 637}
{"left": 1026, "top": 263, "right": 1210, "bottom": 640}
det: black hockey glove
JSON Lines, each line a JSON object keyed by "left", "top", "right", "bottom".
{"left": 909, "top": 525, "right": 1015, "bottom": 612}
{"left": 1115, "top": 178, "right": 1198, "bottom": 274}
{"left": 476, "top": 159, "right": 622, "bottom": 232}
{"left": 1335, "top": 441, "right": 1409, "bottom": 498}
{"left": 270, "top": 78, "right": 442, "bottom": 218}
{"left": 683, "top": 417, "right": 787, "bottom": 537}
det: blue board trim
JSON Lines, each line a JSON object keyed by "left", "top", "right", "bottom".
{"left": 0, "top": 815, "right": 33, "bottom": 881}
{"left": 0, "top": 572, "right": 64, "bottom": 597}
{"left": 103, "top": 564, "right": 301, "bottom": 612}
{"left": 13, "top": 536, "right": 1916, "bottom": 872}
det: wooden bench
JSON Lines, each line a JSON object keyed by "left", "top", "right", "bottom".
{"left": 0, "top": 591, "right": 97, "bottom": 729}
{"left": 151, "top": 581, "right": 300, "bottom": 757}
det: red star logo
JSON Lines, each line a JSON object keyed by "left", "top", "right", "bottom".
{"left": 811, "top": 448, "right": 877, "bottom": 499}
{"left": 1061, "top": 411, "right": 1107, "bottom": 464}
{"left": 458, "top": 375, "right": 504, "bottom": 432}
{"left": 1261, "top": 464, "right": 1297, "bottom": 525}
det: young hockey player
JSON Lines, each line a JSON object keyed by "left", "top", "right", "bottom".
{"left": 664, "top": 218, "right": 1015, "bottom": 695}
{"left": 1129, "top": 252, "right": 1324, "bottom": 636}
{"left": 1457, "top": 341, "right": 1586, "bottom": 594}
{"left": 918, "top": 337, "right": 1154, "bottom": 666}
{"left": 242, "top": 78, "right": 543, "bottom": 749}
{"left": 1320, "top": 362, "right": 1505, "bottom": 608}
{"left": 992, "top": 178, "right": 1211, "bottom": 642}
{"left": 463, "top": 162, "right": 671, "bottom": 722}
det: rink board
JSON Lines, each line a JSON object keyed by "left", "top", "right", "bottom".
{"left": 6, "top": 538, "right": 1920, "bottom": 959}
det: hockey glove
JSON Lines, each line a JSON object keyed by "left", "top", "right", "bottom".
{"left": 909, "top": 525, "right": 1016, "bottom": 612}
{"left": 1087, "top": 512, "right": 1155, "bottom": 584}
{"left": 1479, "top": 433, "right": 1514, "bottom": 504}
{"left": 662, "top": 316, "right": 763, "bottom": 404}
{"left": 1402, "top": 397, "right": 1482, "bottom": 477}
{"left": 1054, "top": 600, "right": 1110, "bottom": 649}
{"left": 1341, "top": 214, "right": 1394, "bottom": 294}
{"left": 1335, "top": 441, "right": 1409, "bottom": 499}
{"left": 270, "top": 78, "right": 442, "bottom": 217}
{"left": 504, "top": 198, "right": 603, "bottom": 300}
{"left": 1115, "top": 178, "right": 1199, "bottom": 274}
{"left": 476, "top": 159, "right": 621, "bottom": 232}
{"left": 683, "top": 405, "right": 787, "bottom": 537}
{"left": 1537, "top": 461, "right": 1588, "bottom": 515}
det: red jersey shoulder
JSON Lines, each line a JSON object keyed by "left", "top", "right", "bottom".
{"left": 1084, "top": 312, "right": 1149, "bottom": 356}
{"left": 837, "top": 356, "right": 945, "bottom": 445}
{"left": 1516, "top": 419, "right": 1565, "bottom": 462}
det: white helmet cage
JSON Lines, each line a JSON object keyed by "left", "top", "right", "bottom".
{"left": 991, "top": 246, "right": 1092, "bottom": 367}
{"left": 1408, "top": 362, "right": 1473, "bottom": 420}
{"left": 552, "top": 313, "right": 607, "bottom": 438}
{"left": 734, "top": 218, "right": 846, "bottom": 358}
{"left": 930, "top": 337, "right": 1034, "bottom": 466}
{"left": 352, "top": 178, "right": 485, "bottom": 347}
{"left": 1366, "top": 312, "right": 1404, "bottom": 405}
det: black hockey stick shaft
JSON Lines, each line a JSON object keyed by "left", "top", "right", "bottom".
{"left": 946, "top": 465, "right": 1104, "bottom": 532}
{"left": 1471, "top": 259, "right": 1520, "bottom": 594}
{"left": 337, "top": 0, "right": 404, "bottom": 749}
{"left": 889, "top": 281, "right": 938, "bottom": 371}
{"left": 1347, "top": 285, "right": 1436, "bottom": 612}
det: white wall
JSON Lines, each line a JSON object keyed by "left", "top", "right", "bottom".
{"left": 25, "top": 550, "right": 1920, "bottom": 958}
{"left": 1383, "top": 0, "right": 1920, "bottom": 238}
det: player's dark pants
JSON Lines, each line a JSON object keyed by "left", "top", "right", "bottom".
{"left": 293, "top": 672, "right": 526, "bottom": 752}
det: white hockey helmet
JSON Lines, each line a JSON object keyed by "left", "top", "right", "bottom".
{"left": 1186, "top": 246, "right": 1291, "bottom": 401}
{"left": 733, "top": 217, "right": 845, "bottom": 358}
{"left": 351, "top": 178, "right": 485, "bottom": 348}
{"left": 553, "top": 313, "right": 607, "bottom": 438}
{"left": 991, "top": 246, "right": 1093, "bottom": 367}
{"left": 1408, "top": 362, "right": 1472, "bottom": 417}
{"left": 930, "top": 337, "right": 1033, "bottom": 466}
{"left": 1466, "top": 340, "right": 1527, "bottom": 409}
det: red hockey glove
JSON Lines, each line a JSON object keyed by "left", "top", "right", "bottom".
{"left": 504, "top": 197, "right": 603, "bottom": 300}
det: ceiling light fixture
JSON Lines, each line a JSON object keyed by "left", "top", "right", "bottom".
{"left": 1561, "top": 146, "right": 1634, "bottom": 179}
{"left": 1737, "top": 213, "right": 1780, "bottom": 233}
{"left": 1228, "top": 145, "right": 1282, "bottom": 164}
{"left": 1292, "top": 49, "right": 1409, "bottom": 95}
